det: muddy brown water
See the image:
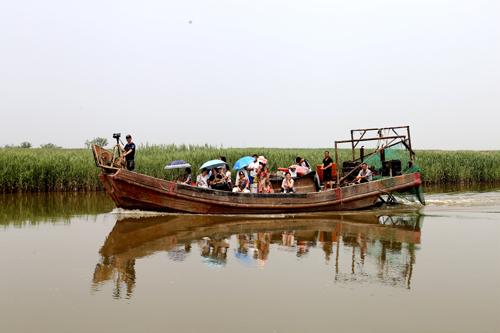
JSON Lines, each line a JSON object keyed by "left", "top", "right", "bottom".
{"left": 0, "top": 190, "right": 499, "bottom": 333}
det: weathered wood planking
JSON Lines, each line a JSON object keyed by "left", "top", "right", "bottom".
{"left": 98, "top": 168, "right": 422, "bottom": 214}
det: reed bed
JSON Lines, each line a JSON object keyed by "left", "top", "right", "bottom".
{"left": 0, "top": 148, "right": 100, "bottom": 193}
{"left": 1, "top": 146, "right": 499, "bottom": 193}
{"left": 415, "top": 150, "right": 500, "bottom": 184}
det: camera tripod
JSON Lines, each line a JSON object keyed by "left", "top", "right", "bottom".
{"left": 111, "top": 134, "right": 126, "bottom": 168}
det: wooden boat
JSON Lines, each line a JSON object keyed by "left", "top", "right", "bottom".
{"left": 93, "top": 126, "right": 424, "bottom": 214}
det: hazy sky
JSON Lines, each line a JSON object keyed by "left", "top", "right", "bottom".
{"left": 1, "top": 0, "right": 499, "bottom": 149}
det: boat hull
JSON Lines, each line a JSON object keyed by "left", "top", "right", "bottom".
{"left": 99, "top": 169, "right": 422, "bottom": 214}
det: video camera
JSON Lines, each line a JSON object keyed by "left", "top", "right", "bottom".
{"left": 112, "top": 133, "right": 122, "bottom": 145}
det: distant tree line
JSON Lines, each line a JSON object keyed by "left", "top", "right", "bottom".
{"left": 85, "top": 137, "right": 108, "bottom": 148}
{"left": 3, "top": 142, "right": 61, "bottom": 149}
{"left": 3, "top": 137, "right": 108, "bottom": 149}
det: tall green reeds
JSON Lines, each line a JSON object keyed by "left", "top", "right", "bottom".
{"left": 415, "top": 150, "right": 500, "bottom": 184}
{"left": 0, "top": 148, "right": 101, "bottom": 192}
{"left": 0, "top": 146, "right": 499, "bottom": 193}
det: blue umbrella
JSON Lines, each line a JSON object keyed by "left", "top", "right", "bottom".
{"left": 233, "top": 250, "right": 256, "bottom": 268}
{"left": 199, "top": 159, "right": 227, "bottom": 170}
{"left": 233, "top": 156, "right": 254, "bottom": 170}
{"left": 164, "top": 160, "right": 191, "bottom": 170}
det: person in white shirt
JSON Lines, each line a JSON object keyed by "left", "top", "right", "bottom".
{"left": 219, "top": 156, "right": 232, "bottom": 188}
{"left": 247, "top": 154, "right": 261, "bottom": 193}
{"left": 355, "top": 163, "right": 373, "bottom": 183}
{"left": 281, "top": 172, "right": 296, "bottom": 193}
{"left": 247, "top": 154, "right": 260, "bottom": 183}
{"left": 196, "top": 169, "right": 209, "bottom": 188}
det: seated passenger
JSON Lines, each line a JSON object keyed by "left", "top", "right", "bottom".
{"left": 241, "top": 167, "right": 249, "bottom": 178}
{"left": 225, "top": 168, "right": 232, "bottom": 188}
{"left": 288, "top": 166, "right": 298, "bottom": 178}
{"left": 218, "top": 168, "right": 231, "bottom": 191}
{"left": 209, "top": 168, "right": 229, "bottom": 190}
{"left": 281, "top": 172, "right": 296, "bottom": 193}
{"left": 261, "top": 177, "right": 274, "bottom": 193}
{"left": 295, "top": 156, "right": 311, "bottom": 171}
{"left": 207, "top": 168, "right": 217, "bottom": 188}
{"left": 233, "top": 171, "right": 250, "bottom": 193}
{"left": 178, "top": 167, "right": 192, "bottom": 185}
{"left": 355, "top": 163, "right": 373, "bottom": 183}
{"left": 219, "top": 157, "right": 232, "bottom": 189}
{"left": 196, "top": 169, "right": 209, "bottom": 188}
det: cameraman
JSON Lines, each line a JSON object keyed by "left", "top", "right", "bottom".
{"left": 122, "top": 134, "right": 136, "bottom": 171}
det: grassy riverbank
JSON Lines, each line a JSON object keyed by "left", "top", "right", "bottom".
{"left": 1, "top": 146, "right": 499, "bottom": 192}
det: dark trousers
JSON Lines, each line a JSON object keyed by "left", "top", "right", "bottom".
{"left": 126, "top": 159, "right": 135, "bottom": 171}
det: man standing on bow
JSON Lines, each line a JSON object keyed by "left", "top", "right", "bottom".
{"left": 122, "top": 134, "right": 136, "bottom": 171}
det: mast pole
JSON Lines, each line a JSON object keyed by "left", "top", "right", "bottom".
{"left": 335, "top": 141, "right": 340, "bottom": 188}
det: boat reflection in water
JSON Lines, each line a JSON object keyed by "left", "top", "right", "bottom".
{"left": 92, "top": 209, "right": 422, "bottom": 298}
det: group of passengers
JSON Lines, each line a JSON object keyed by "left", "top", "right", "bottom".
{"left": 187, "top": 151, "right": 373, "bottom": 194}
{"left": 195, "top": 169, "right": 232, "bottom": 192}
{"left": 194, "top": 154, "right": 295, "bottom": 194}
{"left": 320, "top": 150, "right": 372, "bottom": 186}
{"left": 234, "top": 154, "right": 276, "bottom": 193}
{"left": 194, "top": 156, "right": 235, "bottom": 191}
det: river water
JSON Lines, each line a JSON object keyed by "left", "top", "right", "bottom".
{"left": 0, "top": 190, "right": 499, "bottom": 333}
